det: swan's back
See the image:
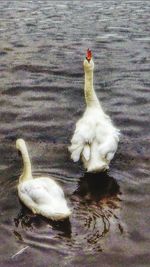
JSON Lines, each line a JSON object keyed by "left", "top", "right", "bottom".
{"left": 69, "top": 107, "right": 120, "bottom": 172}
{"left": 19, "top": 178, "right": 64, "bottom": 203}
{"left": 18, "top": 177, "right": 71, "bottom": 220}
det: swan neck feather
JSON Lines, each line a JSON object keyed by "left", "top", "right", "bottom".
{"left": 84, "top": 71, "right": 99, "bottom": 107}
{"left": 19, "top": 144, "right": 32, "bottom": 183}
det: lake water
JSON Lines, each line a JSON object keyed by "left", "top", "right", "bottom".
{"left": 0, "top": 1, "right": 150, "bottom": 266}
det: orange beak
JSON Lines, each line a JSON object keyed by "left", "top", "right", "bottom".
{"left": 86, "top": 49, "right": 92, "bottom": 62}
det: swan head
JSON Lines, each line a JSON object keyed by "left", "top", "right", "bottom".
{"left": 16, "top": 138, "right": 26, "bottom": 152}
{"left": 83, "top": 49, "right": 94, "bottom": 73}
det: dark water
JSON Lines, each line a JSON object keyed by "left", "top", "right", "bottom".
{"left": 0, "top": 1, "right": 150, "bottom": 266}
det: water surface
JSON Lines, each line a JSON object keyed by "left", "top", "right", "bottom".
{"left": 0, "top": 1, "right": 150, "bottom": 266}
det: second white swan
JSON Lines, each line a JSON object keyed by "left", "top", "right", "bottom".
{"left": 16, "top": 139, "right": 71, "bottom": 220}
{"left": 69, "top": 49, "right": 120, "bottom": 172}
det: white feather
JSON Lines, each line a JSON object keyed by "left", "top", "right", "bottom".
{"left": 82, "top": 144, "right": 90, "bottom": 161}
{"left": 16, "top": 139, "right": 71, "bottom": 220}
{"left": 69, "top": 52, "right": 120, "bottom": 172}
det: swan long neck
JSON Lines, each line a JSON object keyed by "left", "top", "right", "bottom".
{"left": 84, "top": 70, "right": 99, "bottom": 107}
{"left": 19, "top": 145, "right": 33, "bottom": 183}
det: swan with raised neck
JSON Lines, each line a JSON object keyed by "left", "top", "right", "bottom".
{"left": 16, "top": 139, "right": 71, "bottom": 220}
{"left": 69, "top": 49, "right": 120, "bottom": 172}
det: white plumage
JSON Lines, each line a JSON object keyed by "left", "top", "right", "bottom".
{"left": 69, "top": 49, "right": 120, "bottom": 172}
{"left": 16, "top": 139, "right": 71, "bottom": 220}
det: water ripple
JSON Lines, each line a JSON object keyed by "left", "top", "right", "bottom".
{"left": 0, "top": 0, "right": 150, "bottom": 266}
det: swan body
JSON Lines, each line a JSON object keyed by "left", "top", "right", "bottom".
{"left": 69, "top": 50, "right": 120, "bottom": 172}
{"left": 16, "top": 139, "right": 71, "bottom": 220}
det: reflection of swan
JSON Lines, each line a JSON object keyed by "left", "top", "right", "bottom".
{"left": 71, "top": 172, "right": 123, "bottom": 251}
{"left": 14, "top": 204, "right": 72, "bottom": 238}
{"left": 16, "top": 139, "right": 71, "bottom": 221}
{"left": 74, "top": 172, "right": 121, "bottom": 204}
{"left": 69, "top": 49, "right": 120, "bottom": 172}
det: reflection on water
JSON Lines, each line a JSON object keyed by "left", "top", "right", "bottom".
{"left": 14, "top": 204, "right": 72, "bottom": 238}
{"left": 75, "top": 171, "right": 121, "bottom": 201}
{"left": 0, "top": 0, "right": 150, "bottom": 266}
{"left": 71, "top": 172, "right": 123, "bottom": 252}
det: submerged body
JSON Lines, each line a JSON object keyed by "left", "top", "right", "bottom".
{"left": 69, "top": 50, "right": 120, "bottom": 172}
{"left": 16, "top": 139, "right": 71, "bottom": 220}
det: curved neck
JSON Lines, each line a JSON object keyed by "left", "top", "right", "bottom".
{"left": 84, "top": 70, "right": 99, "bottom": 107}
{"left": 19, "top": 145, "right": 32, "bottom": 183}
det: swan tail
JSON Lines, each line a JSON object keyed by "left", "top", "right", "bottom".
{"left": 82, "top": 144, "right": 90, "bottom": 161}
{"left": 48, "top": 211, "right": 71, "bottom": 221}
{"left": 68, "top": 126, "right": 86, "bottom": 162}
{"left": 39, "top": 205, "right": 71, "bottom": 220}
{"left": 69, "top": 119, "right": 94, "bottom": 163}
{"left": 68, "top": 143, "right": 84, "bottom": 162}
{"left": 87, "top": 158, "right": 109, "bottom": 172}
{"left": 98, "top": 135, "right": 119, "bottom": 163}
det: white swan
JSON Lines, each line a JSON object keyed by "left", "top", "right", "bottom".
{"left": 69, "top": 49, "right": 120, "bottom": 172}
{"left": 16, "top": 139, "right": 71, "bottom": 220}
